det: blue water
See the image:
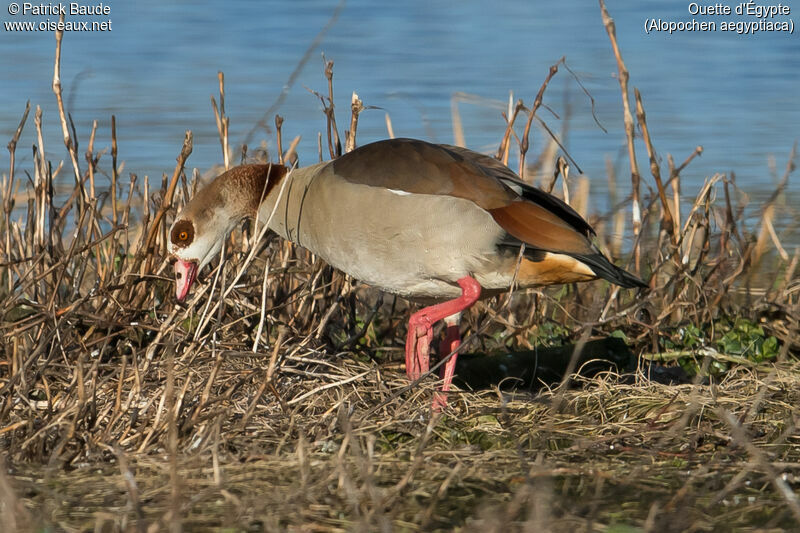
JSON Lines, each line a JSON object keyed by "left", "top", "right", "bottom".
{"left": 1, "top": 1, "right": 798, "bottom": 230}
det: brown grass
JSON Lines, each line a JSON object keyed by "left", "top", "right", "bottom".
{"left": 1, "top": 4, "right": 799, "bottom": 532}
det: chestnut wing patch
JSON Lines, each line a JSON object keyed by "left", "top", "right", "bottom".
{"left": 489, "top": 200, "right": 594, "bottom": 256}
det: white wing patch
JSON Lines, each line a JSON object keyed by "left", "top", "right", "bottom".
{"left": 387, "top": 188, "right": 412, "bottom": 196}
{"left": 499, "top": 178, "right": 523, "bottom": 195}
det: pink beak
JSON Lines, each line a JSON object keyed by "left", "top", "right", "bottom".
{"left": 174, "top": 259, "right": 198, "bottom": 302}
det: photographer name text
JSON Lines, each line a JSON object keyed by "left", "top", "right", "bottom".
{"left": 17, "top": 2, "right": 108, "bottom": 16}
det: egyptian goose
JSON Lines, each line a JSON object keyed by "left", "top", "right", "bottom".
{"left": 168, "top": 138, "right": 646, "bottom": 408}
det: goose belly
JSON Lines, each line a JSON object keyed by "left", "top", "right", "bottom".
{"left": 294, "top": 181, "right": 510, "bottom": 299}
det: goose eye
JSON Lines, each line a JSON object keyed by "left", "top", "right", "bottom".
{"left": 170, "top": 220, "right": 194, "bottom": 247}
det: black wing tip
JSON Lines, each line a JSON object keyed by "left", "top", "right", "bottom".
{"left": 613, "top": 268, "right": 649, "bottom": 289}
{"left": 576, "top": 253, "right": 648, "bottom": 289}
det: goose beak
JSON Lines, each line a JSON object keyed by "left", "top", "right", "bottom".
{"left": 174, "top": 259, "right": 198, "bottom": 302}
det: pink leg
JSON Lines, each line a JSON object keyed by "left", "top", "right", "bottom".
{"left": 432, "top": 315, "right": 462, "bottom": 410}
{"left": 404, "top": 320, "right": 431, "bottom": 380}
{"left": 404, "top": 276, "right": 481, "bottom": 409}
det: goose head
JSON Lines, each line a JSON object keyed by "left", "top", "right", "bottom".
{"left": 167, "top": 191, "right": 244, "bottom": 301}
{"left": 167, "top": 164, "right": 285, "bottom": 301}
{"left": 168, "top": 206, "right": 237, "bottom": 302}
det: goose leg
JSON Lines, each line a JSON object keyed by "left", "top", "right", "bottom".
{"left": 404, "top": 276, "right": 482, "bottom": 409}
{"left": 432, "top": 312, "right": 462, "bottom": 410}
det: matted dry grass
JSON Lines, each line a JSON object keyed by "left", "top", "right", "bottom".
{"left": 4, "top": 365, "right": 800, "bottom": 531}
{"left": 2, "top": 3, "right": 799, "bottom": 532}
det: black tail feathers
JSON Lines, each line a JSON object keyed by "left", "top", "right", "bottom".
{"left": 575, "top": 253, "right": 648, "bottom": 289}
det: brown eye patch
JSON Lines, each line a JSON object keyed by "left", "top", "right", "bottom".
{"left": 170, "top": 219, "right": 194, "bottom": 248}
